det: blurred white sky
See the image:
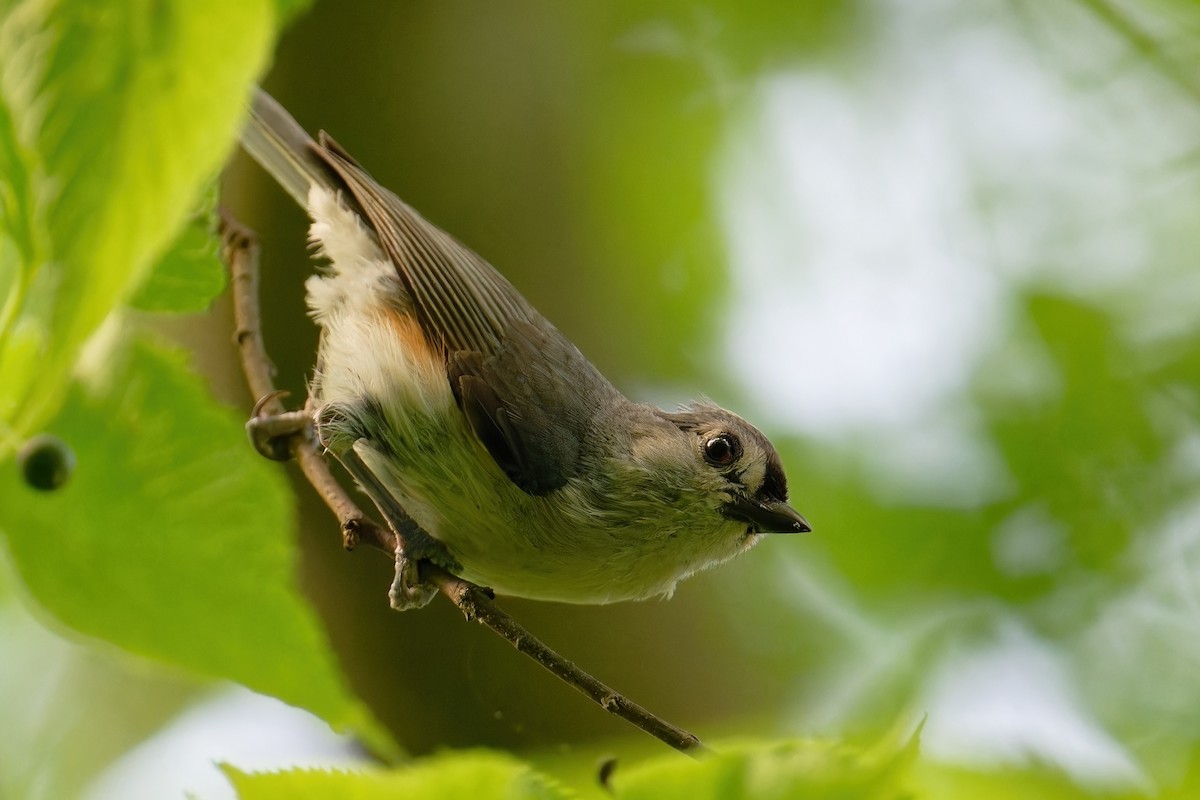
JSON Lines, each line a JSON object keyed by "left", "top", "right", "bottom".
{"left": 85, "top": 688, "right": 364, "bottom": 800}
{"left": 717, "top": 0, "right": 1199, "bottom": 504}
{"left": 918, "top": 620, "right": 1150, "bottom": 792}
{"left": 7, "top": 2, "right": 1200, "bottom": 796}
{"left": 717, "top": 0, "right": 1200, "bottom": 786}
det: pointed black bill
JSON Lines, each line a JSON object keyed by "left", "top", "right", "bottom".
{"left": 723, "top": 497, "right": 811, "bottom": 534}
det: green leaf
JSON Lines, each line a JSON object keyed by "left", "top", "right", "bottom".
{"left": 0, "top": 337, "right": 395, "bottom": 757}
{"left": 223, "top": 750, "right": 570, "bottom": 800}
{"left": 0, "top": 0, "right": 275, "bottom": 455}
{"left": 911, "top": 762, "right": 1150, "bottom": 800}
{"left": 129, "top": 185, "right": 226, "bottom": 313}
{"left": 613, "top": 736, "right": 918, "bottom": 800}
{"left": 980, "top": 294, "right": 1168, "bottom": 571}
{"left": 272, "top": 0, "right": 312, "bottom": 26}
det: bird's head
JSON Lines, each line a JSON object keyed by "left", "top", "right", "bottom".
{"left": 656, "top": 403, "right": 810, "bottom": 536}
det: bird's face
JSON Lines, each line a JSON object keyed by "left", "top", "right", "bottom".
{"left": 657, "top": 404, "right": 810, "bottom": 537}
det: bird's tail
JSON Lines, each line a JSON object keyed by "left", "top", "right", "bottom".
{"left": 240, "top": 88, "right": 337, "bottom": 207}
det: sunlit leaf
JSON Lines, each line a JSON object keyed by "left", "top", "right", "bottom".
{"left": 613, "top": 735, "right": 918, "bottom": 800}
{"left": 0, "top": 0, "right": 274, "bottom": 455}
{"left": 912, "top": 762, "right": 1149, "bottom": 800}
{"left": 130, "top": 185, "right": 226, "bottom": 313}
{"left": 0, "top": 338, "right": 394, "bottom": 756}
{"left": 223, "top": 751, "right": 568, "bottom": 799}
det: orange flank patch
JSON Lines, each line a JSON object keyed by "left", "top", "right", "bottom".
{"left": 378, "top": 306, "right": 442, "bottom": 367}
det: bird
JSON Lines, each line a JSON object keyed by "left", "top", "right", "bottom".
{"left": 239, "top": 88, "right": 810, "bottom": 609}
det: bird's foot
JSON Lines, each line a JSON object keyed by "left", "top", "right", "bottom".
{"left": 245, "top": 392, "right": 313, "bottom": 461}
{"left": 388, "top": 526, "right": 457, "bottom": 612}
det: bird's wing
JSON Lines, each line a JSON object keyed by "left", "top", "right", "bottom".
{"left": 309, "top": 132, "right": 621, "bottom": 495}
{"left": 313, "top": 132, "right": 538, "bottom": 357}
{"left": 448, "top": 319, "right": 623, "bottom": 495}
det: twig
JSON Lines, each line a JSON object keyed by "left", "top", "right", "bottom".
{"left": 218, "top": 208, "right": 708, "bottom": 757}
{"left": 430, "top": 564, "right": 706, "bottom": 752}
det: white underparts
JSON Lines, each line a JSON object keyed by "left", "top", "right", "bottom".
{"left": 303, "top": 186, "right": 449, "bottom": 422}
{"left": 305, "top": 186, "right": 402, "bottom": 322}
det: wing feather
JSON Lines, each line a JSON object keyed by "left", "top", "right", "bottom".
{"left": 239, "top": 90, "right": 629, "bottom": 494}
{"left": 313, "top": 132, "right": 537, "bottom": 357}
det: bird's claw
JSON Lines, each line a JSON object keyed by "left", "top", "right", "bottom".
{"left": 246, "top": 394, "right": 314, "bottom": 461}
{"left": 387, "top": 523, "right": 460, "bottom": 611}
{"left": 388, "top": 550, "right": 439, "bottom": 611}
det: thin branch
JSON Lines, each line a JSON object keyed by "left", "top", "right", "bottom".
{"left": 218, "top": 208, "right": 708, "bottom": 757}
{"left": 430, "top": 564, "right": 706, "bottom": 752}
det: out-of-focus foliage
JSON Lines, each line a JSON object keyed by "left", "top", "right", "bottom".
{"left": 224, "top": 751, "right": 570, "bottom": 800}
{"left": 0, "top": 339, "right": 393, "bottom": 755}
{"left": 224, "top": 735, "right": 920, "bottom": 800}
{"left": 130, "top": 186, "right": 227, "bottom": 313}
{"left": 0, "top": 0, "right": 397, "bottom": 794}
{"left": 613, "top": 735, "right": 918, "bottom": 800}
{"left": 0, "top": 0, "right": 279, "bottom": 454}
{"left": 0, "top": 575, "right": 198, "bottom": 800}
{"left": 4, "top": 0, "right": 1200, "bottom": 797}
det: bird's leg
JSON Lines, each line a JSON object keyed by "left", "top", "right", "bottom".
{"left": 337, "top": 444, "right": 458, "bottom": 611}
{"left": 389, "top": 526, "right": 444, "bottom": 612}
{"left": 223, "top": 207, "right": 455, "bottom": 611}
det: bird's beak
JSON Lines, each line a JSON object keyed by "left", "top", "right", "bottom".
{"left": 723, "top": 496, "right": 812, "bottom": 534}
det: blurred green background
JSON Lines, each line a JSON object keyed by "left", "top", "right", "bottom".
{"left": 6, "top": 0, "right": 1200, "bottom": 796}
{"left": 225, "top": 0, "right": 1200, "bottom": 776}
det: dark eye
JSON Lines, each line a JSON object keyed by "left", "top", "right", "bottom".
{"left": 703, "top": 434, "right": 741, "bottom": 467}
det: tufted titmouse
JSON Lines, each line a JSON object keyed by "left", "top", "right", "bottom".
{"left": 239, "top": 89, "right": 809, "bottom": 609}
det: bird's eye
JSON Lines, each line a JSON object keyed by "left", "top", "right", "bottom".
{"left": 703, "top": 434, "right": 741, "bottom": 467}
